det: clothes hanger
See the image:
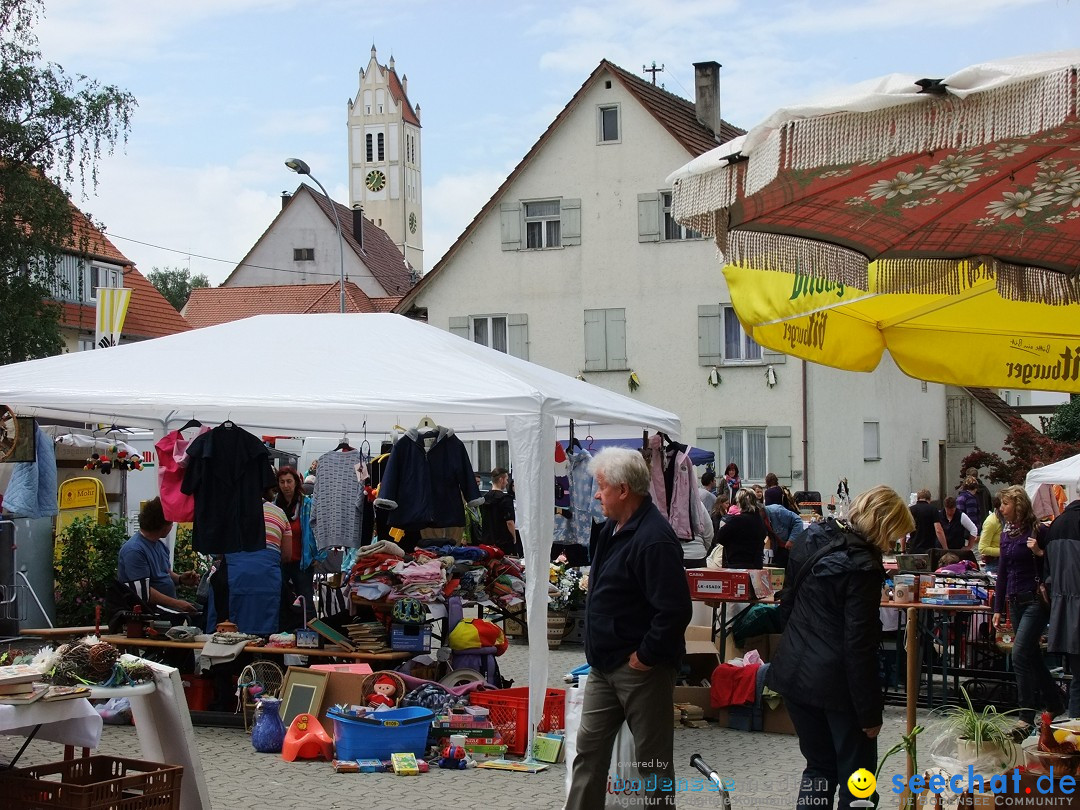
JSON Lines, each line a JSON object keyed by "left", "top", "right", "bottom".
{"left": 585, "top": 434, "right": 594, "bottom": 451}
{"left": 417, "top": 415, "right": 437, "bottom": 430}
{"left": 178, "top": 416, "right": 202, "bottom": 432}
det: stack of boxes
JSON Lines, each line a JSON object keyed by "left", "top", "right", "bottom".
{"left": 431, "top": 706, "right": 506, "bottom": 760}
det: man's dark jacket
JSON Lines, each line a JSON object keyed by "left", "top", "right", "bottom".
{"left": 766, "top": 518, "right": 885, "bottom": 728}
{"left": 585, "top": 495, "right": 692, "bottom": 673}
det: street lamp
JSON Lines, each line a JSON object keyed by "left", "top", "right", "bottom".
{"left": 285, "top": 158, "right": 346, "bottom": 313}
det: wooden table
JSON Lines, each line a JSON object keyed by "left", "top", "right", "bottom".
{"left": 19, "top": 626, "right": 97, "bottom": 641}
{"left": 99, "top": 634, "right": 412, "bottom": 663}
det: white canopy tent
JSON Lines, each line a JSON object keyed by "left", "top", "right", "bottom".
{"left": 1025, "top": 453, "right": 1080, "bottom": 506}
{"left": 0, "top": 313, "right": 680, "bottom": 749}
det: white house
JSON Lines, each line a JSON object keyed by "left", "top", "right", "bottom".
{"left": 395, "top": 59, "right": 951, "bottom": 501}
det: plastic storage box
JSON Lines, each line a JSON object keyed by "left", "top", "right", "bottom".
{"left": 468, "top": 687, "right": 565, "bottom": 756}
{"left": 0, "top": 755, "right": 182, "bottom": 809}
{"left": 328, "top": 705, "right": 435, "bottom": 760}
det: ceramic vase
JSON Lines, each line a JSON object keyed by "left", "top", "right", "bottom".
{"left": 547, "top": 612, "right": 568, "bottom": 649}
{"left": 251, "top": 697, "right": 286, "bottom": 753}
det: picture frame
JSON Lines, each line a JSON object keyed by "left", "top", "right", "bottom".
{"left": 307, "top": 618, "right": 356, "bottom": 651}
{"left": 280, "top": 667, "right": 329, "bottom": 728}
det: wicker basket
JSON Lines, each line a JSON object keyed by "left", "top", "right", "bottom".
{"left": 0, "top": 755, "right": 182, "bottom": 809}
{"left": 359, "top": 671, "right": 408, "bottom": 708}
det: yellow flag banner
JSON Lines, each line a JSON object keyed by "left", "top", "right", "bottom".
{"left": 95, "top": 287, "right": 132, "bottom": 349}
{"left": 722, "top": 264, "right": 1080, "bottom": 393}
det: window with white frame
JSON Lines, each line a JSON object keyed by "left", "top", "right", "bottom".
{"left": 471, "top": 315, "right": 508, "bottom": 353}
{"left": 474, "top": 440, "right": 510, "bottom": 474}
{"left": 723, "top": 306, "right": 762, "bottom": 363}
{"left": 922, "top": 440, "right": 930, "bottom": 462}
{"left": 584, "top": 308, "right": 627, "bottom": 371}
{"left": 525, "top": 200, "right": 561, "bottom": 249}
{"left": 77, "top": 337, "right": 95, "bottom": 352}
{"left": 293, "top": 248, "right": 314, "bottom": 261}
{"left": 864, "top": 421, "right": 881, "bottom": 461}
{"left": 598, "top": 104, "right": 620, "bottom": 143}
{"left": 725, "top": 427, "right": 767, "bottom": 482}
{"left": 662, "top": 192, "right": 701, "bottom": 240}
{"left": 87, "top": 265, "right": 121, "bottom": 301}
{"left": 366, "top": 134, "right": 373, "bottom": 162}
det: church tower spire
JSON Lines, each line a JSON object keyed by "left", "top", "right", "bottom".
{"left": 347, "top": 45, "right": 423, "bottom": 273}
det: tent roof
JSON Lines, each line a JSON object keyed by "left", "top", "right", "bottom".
{"left": 0, "top": 313, "right": 680, "bottom": 437}
{"left": 1025, "top": 453, "right": 1080, "bottom": 504}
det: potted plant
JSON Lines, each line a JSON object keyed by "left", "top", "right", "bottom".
{"left": 931, "top": 686, "right": 1021, "bottom": 772}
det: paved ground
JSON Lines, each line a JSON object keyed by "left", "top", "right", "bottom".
{"left": 1, "top": 639, "right": 916, "bottom": 810}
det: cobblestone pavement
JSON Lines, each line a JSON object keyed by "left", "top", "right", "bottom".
{"left": 1, "top": 640, "right": 915, "bottom": 810}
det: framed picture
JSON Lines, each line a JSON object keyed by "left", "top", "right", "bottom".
{"left": 280, "top": 667, "right": 329, "bottom": 728}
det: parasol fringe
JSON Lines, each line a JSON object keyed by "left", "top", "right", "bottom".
{"left": 785, "top": 66, "right": 1076, "bottom": 174}
{"left": 746, "top": 128, "right": 783, "bottom": 197}
{"left": 671, "top": 166, "right": 741, "bottom": 237}
{"left": 995, "top": 262, "right": 1080, "bottom": 305}
{"left": 726, "top": 231, "right": 870, "bottom": 290}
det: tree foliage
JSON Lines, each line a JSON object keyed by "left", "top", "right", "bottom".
{"left": 0, "top": 0, "right": 136, "bottom": 363}
{"left": 1045, "top": 395, "right": 1080, "bottom": 444}
{"left": 147, "top": 267, "right": 209, "bottom": 311}
{"left": 961, "top": 417, "right": 1080, "bottom": 486}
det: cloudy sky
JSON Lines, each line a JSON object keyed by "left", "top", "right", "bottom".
{"left": 33, "top": 0, "right": 1080, "bottom": 285}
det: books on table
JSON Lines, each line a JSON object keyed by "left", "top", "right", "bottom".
{"left": 0, "top": 684, "right": 48, "bottom": 704}
{"left": 0, "top": 664, "right": 45, "bottom": 687}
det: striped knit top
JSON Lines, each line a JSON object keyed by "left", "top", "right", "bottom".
{"left": 262, "top": 501, "right": 290, "bottom": 553}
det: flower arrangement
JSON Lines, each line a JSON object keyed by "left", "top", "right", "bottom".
{"left": 548, "top": 558, "right": 588, "bottom": 613}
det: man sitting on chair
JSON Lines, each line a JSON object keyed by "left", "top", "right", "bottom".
{"left": 116, "top": 497, "right": 199, "bottom": 613}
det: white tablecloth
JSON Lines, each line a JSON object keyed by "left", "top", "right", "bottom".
{"left": 0, "top": 698, "right": 103, "bottom": 749}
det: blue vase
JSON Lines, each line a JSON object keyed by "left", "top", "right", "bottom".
{"left": 251, "top": 697, "right": 286, "bottom": 754}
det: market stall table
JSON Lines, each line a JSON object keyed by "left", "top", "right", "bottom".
{"left": 100, "top": 634, "right": 413, "bottom": 663}
{"left": 0, "top": 697, "right": 102, "bottom": 766}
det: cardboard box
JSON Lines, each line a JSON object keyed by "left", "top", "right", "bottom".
{"left": 678, "top": 625, "right": 722, "bottom": 719}
{"left": 740, "top": 633, "right": 782, "bottom": 663}
{"left": 315, "top": 671, "right": 369, "bottom": 736}
{"left": 391, "top": 623, "right": 432, "bottom": 652}
{"left": 686, "top": 568, "right": 772, "bottom": 601}
{"left": 762, "top": 700, "right": 796, "bottom": 735}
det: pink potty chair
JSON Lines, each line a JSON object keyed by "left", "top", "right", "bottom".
{"left": 281, "top": 713, "right": 334, "bottom": 762}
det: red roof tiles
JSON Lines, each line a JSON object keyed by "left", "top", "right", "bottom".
{"left": 182, "top": 281, "right": 402, "bottom": 328}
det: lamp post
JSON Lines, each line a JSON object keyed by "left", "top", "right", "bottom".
{"left": 285, "top": 158, "right": 346, "bottom": 313}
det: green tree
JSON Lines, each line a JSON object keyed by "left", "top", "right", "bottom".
{"left": 147, "top": 267, "right": 210, "bottom": 311}
{"left": 1046, "top": 395, "right": 1080, "bottom": 444}
{"left": 0, "top": 0, "right": 136, "bottom": 364}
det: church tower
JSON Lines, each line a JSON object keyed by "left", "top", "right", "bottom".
{"left": 347, "top": 46, "right": 423, "bottom": 273}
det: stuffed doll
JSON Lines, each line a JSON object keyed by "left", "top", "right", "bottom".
{"left": 366, "top": 674, "right": 397, "bottom": 708}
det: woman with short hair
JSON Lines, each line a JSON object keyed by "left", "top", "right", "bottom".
{"left": 767, "top": 485, "right": 915, "bottom": 809}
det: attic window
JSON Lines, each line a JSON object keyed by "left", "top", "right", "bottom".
{"left": 598, "top": 104, "right": 620, "bottom": 143}
{"left": 605, "top": 80, "right": 612, "bottom": 89}
{"left": 293, "top": 248, "right": 315, "bottom": 261}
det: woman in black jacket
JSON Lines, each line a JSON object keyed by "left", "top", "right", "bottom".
{"left": 766, "top": 485, "right": 914, "bottom": 809}
{"left": 713, "top": 489, "right": 767, "bottom": 568}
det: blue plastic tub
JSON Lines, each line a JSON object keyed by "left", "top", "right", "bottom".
{"left": 328, "top": 706, "right": 435, "bottom": 760}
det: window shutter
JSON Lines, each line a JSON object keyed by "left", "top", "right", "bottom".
{"left": 508, "top": 313, "right": 529, "bottom": 360}
{"left": 500, "top": 202, "right": 521, "bottom": 251}
{"left": 561, "top": 198, "right": 581, "bottom": 246}
{"left": 766, "top": 426, "right": 793, "bottom": 484}
{"left": 449, "top": 316, "right": 469, "bottom": 340}
{"left": 606, "top": 308, "right": 627, "bottom": 370}
{"left": 583, "top": 310, "right": 606, "bottom": 371}
{"left": 762, "top": 349, "right": 788, "bottom": 365}
{"left": 697, "top": 304, "right": 722, "bottom": 365}
{"left": 637, "top": 193, "right": 660, "bottom": 242}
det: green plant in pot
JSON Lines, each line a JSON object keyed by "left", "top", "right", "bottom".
{"left": 933, "top": 686, "right": 1022, "bottom": 771}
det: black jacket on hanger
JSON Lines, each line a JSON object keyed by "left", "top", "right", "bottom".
{"left": 181, "top": 423, "right": 275, "bottom": 554}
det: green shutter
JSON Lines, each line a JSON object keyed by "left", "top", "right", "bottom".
{"left": 697, "top": 304, "right": 722, "bottom": 365}
{"left": 606, "top": 308, "right": 627, "bottom": 370}
{"left": 766, "top": 426, "right": 793, "bottom": 484}
{"left": 637, "top": 193, "right": 660, "bottom": 243}
{"left": 583, "top": 309, "right": 606, "bottom": 371}
{"left": 449, "top": 316, "right": 469, "bottom": 340}
{"left": 508, "top": 313, "right": 529, "bottom": 360}
{"left": 561, "top": 198, "right": 581, "bottom": 246}
{"left": 500, "top": 202, "right": 521, "bottom": 251}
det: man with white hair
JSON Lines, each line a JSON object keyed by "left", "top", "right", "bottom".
{"left": 566, "top": 448, "right": 692, "bottom": 810}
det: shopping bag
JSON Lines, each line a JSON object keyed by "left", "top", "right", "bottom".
{"left": 563, "top": 675, "right": 641, "bottom": 808}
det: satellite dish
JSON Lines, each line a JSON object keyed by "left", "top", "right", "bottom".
{"left": 0, "top": 404, "right": 18, "bottom": 462}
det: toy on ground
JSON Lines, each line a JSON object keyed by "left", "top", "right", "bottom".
{"left": 281, "top": 712, "right": 334, "bottom": 762}
{"left": 366, "top": 674, "right": 398, "bottom": 708}
{"left": 437, "top": 743, "right": 476, "bottom": 769}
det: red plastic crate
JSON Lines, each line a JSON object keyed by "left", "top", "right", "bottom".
{"left": 468, "top": 687, "right": 565, "bottom": 756}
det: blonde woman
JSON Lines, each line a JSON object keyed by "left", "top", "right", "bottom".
{"left": 992, "top": 485, "right": 1063, "bottom": 727}
{"left": 767, "top": 485, "right": 914, "bottom": 809}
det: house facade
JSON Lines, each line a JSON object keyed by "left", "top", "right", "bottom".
{"left": 397, "top": 59, "right": 950, "bottom": 500}
{"left": 218, "top": 184, "right": 415, "bottom": 301}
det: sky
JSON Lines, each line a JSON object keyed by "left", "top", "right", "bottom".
{"left": 31, "top": 0, "right": 1080, "bottom": 286}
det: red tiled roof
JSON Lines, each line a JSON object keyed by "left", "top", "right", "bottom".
{"left": 58, "top": 207, "right": 191, "bottom": 339}
{"left": 372, "top": 296, "right": 402, "bottom": 312}
{"left": 396, "top": 58, "right": 743, "bottom": 314}
{"left": 182, "top": 281, "right": 393, "bottom": 328}
{"left": 388, "top": 66, "right": 420, "bottom": 127}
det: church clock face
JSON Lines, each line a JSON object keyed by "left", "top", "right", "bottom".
{"left": 365, "top": 170, "right": 386, "bottom": 192}
{"left": 409, "top": 212, "right": 417, "bottom": 233}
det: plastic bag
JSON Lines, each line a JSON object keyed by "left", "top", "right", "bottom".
{"left": 96, "top": 696, "right": 132, "bottom": 725}
{"left": 564, "top": 675, "right": 641, "bottom": 808}
{"left": 926, "top": 728, "right": 1020, "bottom": 777}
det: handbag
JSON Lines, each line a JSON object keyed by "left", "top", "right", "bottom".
{"left": 1032, "top": 534, "right": 1051, "bottom": 608}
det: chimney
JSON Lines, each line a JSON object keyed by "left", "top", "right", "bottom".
{"left": 281, "top": 191, "right": 292, "bottom": 210}
{"left": 352, "top": 205, "right": 364, "bottom": 251}
{"left": 693, "top": 61, "right": 722, "bottom": 137}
